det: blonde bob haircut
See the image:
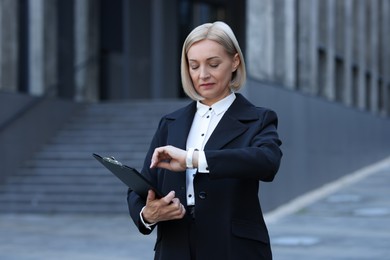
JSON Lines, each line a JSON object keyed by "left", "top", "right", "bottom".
{"left": 181, "top": 21, "right": 247, "bottom": 101}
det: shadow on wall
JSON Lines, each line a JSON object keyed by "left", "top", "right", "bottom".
{"left": 0, "top": 91, "right": 84, "bottom": 183}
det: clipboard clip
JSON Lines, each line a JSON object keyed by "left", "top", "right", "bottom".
{"left": 103, "top": 156, "right": 123, "bottom": 166}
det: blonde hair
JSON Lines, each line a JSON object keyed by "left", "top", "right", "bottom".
{"left": 180, "top": 21, "right": 247, "bottom": 101}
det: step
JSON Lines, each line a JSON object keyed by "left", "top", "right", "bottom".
{"left": 16, "top": 167, "right": 144, "bottom": 176}
{"left": 21, "top": 159, "right": 143, "bottom": 168}
{"left": 32, "top": 151, "right": 145, "bottom": 161}
{"left": 0, "top": 99, "right": 188, "bottom": 214}
{"left": 4, "top": 175, "right": 119, "bottom": 185}
{"left": 0, "top": 202, "right": 128, "bottom": 214}
{"left": 0, "top": 193, "right": 126, "bottom": 203}
{"left": 35, "top": 143, "right": 149, "bottom": 152}
{"left": 0, "top": 183, "right": 127, "bottom": 193}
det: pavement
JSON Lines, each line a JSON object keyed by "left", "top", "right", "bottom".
{"left": 1, "top": 156, "right": 390, "bottom": 260}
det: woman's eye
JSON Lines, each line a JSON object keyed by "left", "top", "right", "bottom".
{"left": 210, "top": 64, "right": 219, "bottom": 68}
{"left": 190, "top": 66, "right": 199, "bottom": 70}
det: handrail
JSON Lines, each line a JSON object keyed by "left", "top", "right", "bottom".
{"left": 0, "top": 84, "right": 59, "bottom": 133}
{"left": 0, "top": 52, "right": 97, "bottom": 133}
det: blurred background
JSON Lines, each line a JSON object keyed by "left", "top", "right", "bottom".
{"left": 0, "top": 0, "right": 390, "bottom": 215}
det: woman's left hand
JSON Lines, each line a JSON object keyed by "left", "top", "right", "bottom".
{"left": 150, "top": 145, "right": 187, "bottom": 172}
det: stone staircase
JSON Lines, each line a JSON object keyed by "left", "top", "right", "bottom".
{"left": 0, "top": 99, "right": 188, "bottom": 214}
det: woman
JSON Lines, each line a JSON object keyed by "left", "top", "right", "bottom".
{"left": 127, "top": 21, "right": 282, "bottom": 260}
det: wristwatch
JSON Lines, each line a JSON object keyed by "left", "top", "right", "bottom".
{"left": 186, "top": 148, "right": 198, "bottom": 169}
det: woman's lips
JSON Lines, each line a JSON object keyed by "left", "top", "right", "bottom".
{"left": 199, "top": 83, "right": 214, "bottom": 89}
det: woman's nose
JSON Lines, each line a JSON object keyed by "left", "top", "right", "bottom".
{"left": 199, "top": 66, "right": 210, "bottom": 79}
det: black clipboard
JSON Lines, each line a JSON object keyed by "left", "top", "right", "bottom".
{"left": 92, "top": 153, "right": 165, "bottom": 199}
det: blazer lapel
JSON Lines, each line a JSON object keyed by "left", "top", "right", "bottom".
{"left": 164, "top": 94, "right": 258, "bottom": 151}
{"left": 205, "top": 94, "right": 258, "bottom": 150}
{"left": 166, "top": 102, "right": 197, "bottom": 150}
{"left": 204, "top": 117, "right": 247, "bottom": 150}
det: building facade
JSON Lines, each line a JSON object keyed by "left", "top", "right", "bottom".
{"left": 247, "top": 0, "right": 390, "bottom": 116}
{"left": 2, "top": 0, "right": 390, "bottom": 213}
{"left": 1, "top": 0, "right": 389, "bottom": 115}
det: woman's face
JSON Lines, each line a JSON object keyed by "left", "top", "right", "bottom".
{"left": 187, "top": 39, "right": 239, "bottom": 106}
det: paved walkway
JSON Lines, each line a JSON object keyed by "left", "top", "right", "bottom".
{"left": 266, "top": 156, "right": 390, "bottom": 260}
{"left": 1, "top": 157, "right": 390, "bottom": 260}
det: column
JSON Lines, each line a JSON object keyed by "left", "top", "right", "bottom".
{"left": 151, "top": 0, "right": 164, "bottom": 99}
{"left": 74, "top": 0, "right": 99, "bottom": 102}
{"left": 343, "top": 0, "right": 353, "bottom": 106}
{"left": 381, "top": 0, "right": 390, "bottom": 116}
{"left": 298, "top": 0, "right": 319, "bottom": 95}
{"left": 57, "top": 0, "right": 75, "bottom": 99}
{"left": 356, "top": 0, "right": 366, "bottom": 110}
{"left": 0, "top": 0, "right": 19, "bottom": 92}
{"left": 273, "top": 0, "right": 296, "bottom": 89}
{"left": 150, "top": 0, "right": 178, "bottom": 98}
{"left": 324, "top": 0, "right": 335, "bottom": 100}
{"left": 44, "top": 0, "right": 57, "bottom": 95}
{"left": 246, "top": 0, "right": 274, "bottom": 81}
{"left": 28, "top": 0, "right": 44, "bottom": 95}
{"left": 28, "top": 0, "right": 57, "bottom": 96}
{"left": 0, "top": 2, "right": 2, "bottom": 89}
{"left": 284, "top": 0, "right": 297, "bottom": 89}
{"left": 369, "top": 0, "right": 379, "bottom": 113}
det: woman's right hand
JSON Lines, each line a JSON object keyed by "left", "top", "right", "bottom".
{"left": 142, "top": 190, "right": 186, "bottom": 223}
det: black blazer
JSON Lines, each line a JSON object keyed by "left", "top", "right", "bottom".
{"left": 128, "top": 94, "right": 282, "bottom": 260}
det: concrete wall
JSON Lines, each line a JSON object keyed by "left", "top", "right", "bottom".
{"left": 245, "top": 79, "right": 390, "bottom": 212}
{"left": 246, "top": 0, "right": 390, "bottom": 116}
{"left": 245, "top": 0, "right": 390, "bottom": 211}
{"left": 0, "top": 92, "right": 84, "bottom": 183}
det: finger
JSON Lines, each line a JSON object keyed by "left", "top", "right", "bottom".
{"left": 154, "top": 161, "right": 173, "bottom": 171}
{"left": 171, "top": 197, "right": 179, "bottom": 204}
{"left": 150, "top": 146, "right": 170, "bottom": 168}
{"left": 146, "top": 189, "right": 156, "bottom": 203}
{"left": 174, "top": 204, "right": 186, "bottom": 219}
{"left": 150, "top": 149, "right": 160, "bottom": 168}
{"left": 162, "top": 190, "right": 175, "bottom": 204}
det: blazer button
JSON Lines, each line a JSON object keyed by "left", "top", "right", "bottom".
{"left": 198, "top": 191, "right": 207, "bottom": 199}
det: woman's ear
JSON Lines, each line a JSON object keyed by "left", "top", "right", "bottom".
{"left": 232, "top": 53, "right": 240, "bottom": 72}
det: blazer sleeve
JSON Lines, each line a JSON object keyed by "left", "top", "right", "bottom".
{"left": 127, "top": 117, "right": 167, "bottom": 235}
{"left": 205, "top": 109, "right": 282, "bottom": 182}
